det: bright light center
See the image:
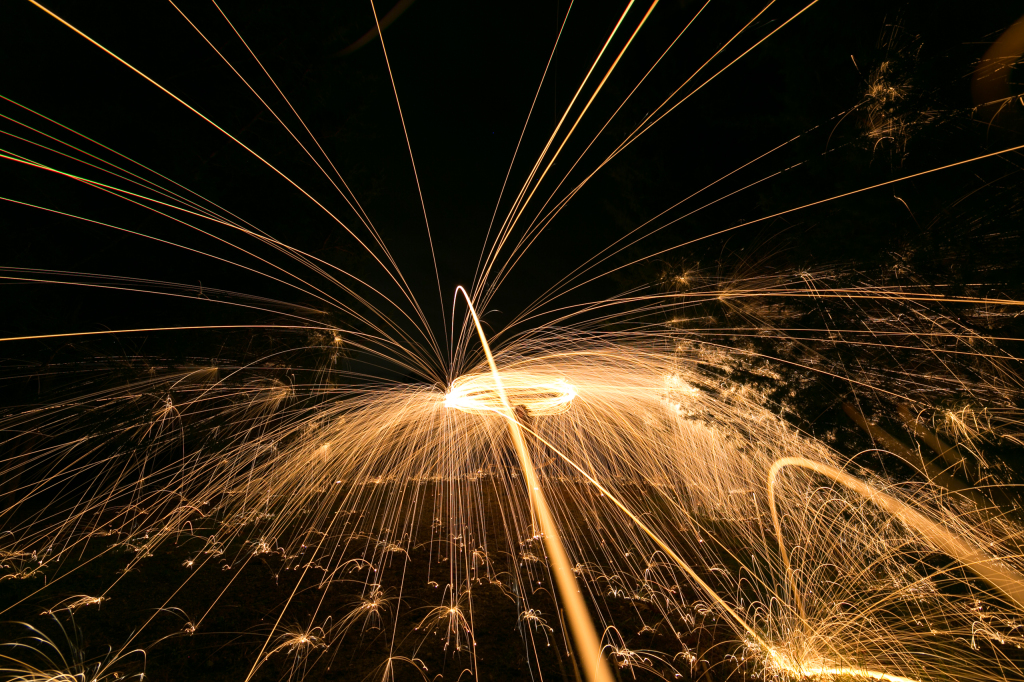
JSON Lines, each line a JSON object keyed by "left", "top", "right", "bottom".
{"left": 444, "top": 371, "right": 576, "bottom": 416}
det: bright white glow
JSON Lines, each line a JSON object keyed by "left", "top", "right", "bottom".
{"left": 444, "top": 371, "right": 576, "bottom": 416}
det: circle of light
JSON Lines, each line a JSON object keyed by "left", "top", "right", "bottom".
{"left": 444, "top": 371, "right": 576, "bottom": 416}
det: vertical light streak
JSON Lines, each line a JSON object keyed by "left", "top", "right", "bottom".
{"left": 501, "top": 0, "right": 658, "bottom": 239}
{"left": 479, "top": 0, "right": 638, "bottom": 292}
{"left": 481, "top": 367, "right": 937, "bottom": 682}
{"left": 371, "top": 0, "right": 448, "bottom": 360}
{"left": 456, "top": 286, "right": 615, "bottom": 682}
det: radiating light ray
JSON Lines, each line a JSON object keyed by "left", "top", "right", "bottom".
{"left": 479, "top": 0, "right": 821, "bottom": 316}
{"left": 4, "top": 5, "right": 1024, "bottom": 682}
{"left": 479, "top": 0, "right": 640, "bottom": 294}
{"left": 168, "top": 0, "right": 419, "bottom": 332}
{"left": 0, "top": 187, "right": 443, "bottom": 378}
{"left": 499, "top": 0, "right": 658, "bottom": 244}
{"left": 369, "top": 0, "right": 448, "bottom": 358}
{"left": 24, "top": 0, "right": 447, "bottom": 369}
{"left": 0, "top": 92, "right": 238, "bottom": 225}
{"left": 470, "top": 0, "right": 577, "bottom": 352}
{"left": 454, "top": 286, "right": 615, "bottom": 682}
{"left": 0, "top": 325, "right": 329, "bottom": 345}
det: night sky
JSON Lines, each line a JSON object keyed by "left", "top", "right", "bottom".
{"left": 1, "top": 0, "right": 1022, "bottom": 372}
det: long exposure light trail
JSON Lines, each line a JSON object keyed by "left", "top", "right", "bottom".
{"left": 495, "top": 382, "right": 932, "bottom": 682}
{"left": 2, "top": 3, "right": 1024, "bottom": 682}
{"left": 454, "top": 287, "right": 615, "bottom": 682}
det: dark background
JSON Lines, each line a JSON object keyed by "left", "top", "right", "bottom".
{"left": 2, "top": 3, "right": 1024, "bottom": 680}
{"left": 0, "top": 1, "right": 1022, "bottom": 383}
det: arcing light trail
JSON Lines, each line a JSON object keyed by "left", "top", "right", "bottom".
{"left": 447, "top": 297, "right": 1022, "bottom": 682}
{"left": 2, "top": 2, "right": 1024, "bottom": 682}
{"left": 17, "top": 315, "right": 1017, "bottom": 682}
{"left": 454, "top": 287, "right": 614, "bottom": 682}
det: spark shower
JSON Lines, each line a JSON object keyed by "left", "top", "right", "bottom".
{"left": 2, "top": 2, "right": 1024, "bottom": 682}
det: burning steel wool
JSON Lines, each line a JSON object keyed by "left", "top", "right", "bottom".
{"left": 2, "top": 3, "right": 1024, "bottom": 682}
{"left": 3, "top": 326, "right": 1024, "bottom": 682}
